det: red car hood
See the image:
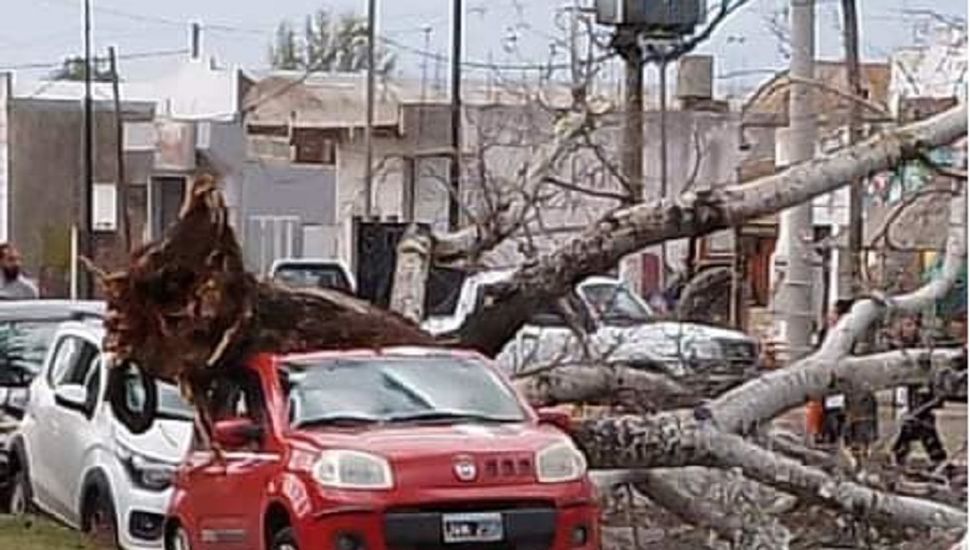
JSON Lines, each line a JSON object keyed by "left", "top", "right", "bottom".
{"left": 290, "top": 422, "right": 572, "bottom": 488}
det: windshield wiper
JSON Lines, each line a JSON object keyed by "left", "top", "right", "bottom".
{"left": 297, "top": 414, "right": 383, "bottom": 428}
{"left": 387, "top": 410, "right": 521, "bottom": 424}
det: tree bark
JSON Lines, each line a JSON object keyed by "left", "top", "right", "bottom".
{"left": 571, "top": 347, "right": 964, "bottom": 471}
{"left": 513, "top": 364, "right": 691, "bottom": 410}
{"left": 389, "top": 224, "right": 433, "bottom": 323}
{"left": 636, "top": 468, "right": 793, "bottom": 548}
{"left": 706, "top": 430, "right": 966, "bottom": 529}
{"left": 453, "top": 105, "right": 968, "bottom": 356}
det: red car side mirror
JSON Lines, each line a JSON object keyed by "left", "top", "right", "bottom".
{"left": 213, "top": 417, "right": 264, "bottom": 448}
{"left": 536, "top": 407, "right": 573, "bottom": 434}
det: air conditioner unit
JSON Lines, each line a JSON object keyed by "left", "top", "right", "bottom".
{"left": 595, "top": 0, "right": 706, "bottom": 34}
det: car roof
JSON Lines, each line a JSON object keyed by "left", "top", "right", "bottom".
{"left": 0, "top": 300, "right": 105, "bottom": 322}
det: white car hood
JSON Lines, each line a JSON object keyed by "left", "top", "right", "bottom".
{"left": 115, "top": 419, "right": 193, "bottom": 464}
{"left": 497, "top": 321, "right": 755, "bottom": 375}
{"left": 596, "top": 322, "right": 727, "bottom": 362}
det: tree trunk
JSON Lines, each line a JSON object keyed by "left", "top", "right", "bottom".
{"left": 513, "top": 364, "right": 691, "bottom": 410}
{"left": 389, "top": 224, "right": 433, "bottom": 323}
{"left": 453, "top": 106, "right": 967, "bottom": 356}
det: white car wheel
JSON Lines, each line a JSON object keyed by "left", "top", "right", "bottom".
{"left": 8, "top": 471, "right": 29, "bottom": 516}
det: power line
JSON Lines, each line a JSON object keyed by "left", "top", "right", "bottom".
{"left": 35, "top": 0, "right": 269, "bottom": 36}
{"left": 380, "top": 35, "right": 611, "bottom": 72}
{"left": 0, "top": 48, "right": 190, "bottom": 72}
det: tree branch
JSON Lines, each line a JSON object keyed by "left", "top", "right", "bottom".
{"left": 454, "top": 104, "right": 967, "bottom": 356}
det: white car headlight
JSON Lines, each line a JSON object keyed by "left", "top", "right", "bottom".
{"left": 535, "top": 442, "right": 587, "bottom": 484}
{"left": 687, "top": 340, "right": 721, "bottom": 360}
{"left": 312, "top": 450, "right": 393, "bottom": 490}
{"left": 117, "top": 445, "right": 177, "bottom": 491}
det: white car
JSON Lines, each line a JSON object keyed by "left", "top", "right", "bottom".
{"left": 6, "top": 319, "right": 193, "bottom": 550}
{"left": 268, "top": 257, "right": 356, "bottom": 294}
{"left": 422, "top": 271, "right": 759, "bottom": 378}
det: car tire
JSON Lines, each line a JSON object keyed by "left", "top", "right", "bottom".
{"left": 82, "top": 488, "right": 119, "bottom": 548}
{"left": 271, "top": 527, "right": 299, "bottom": 550}
{"left": 7, "top": 470, "right": 30, "bottom": 516}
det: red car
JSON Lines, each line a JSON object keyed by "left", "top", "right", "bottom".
{"left": 163, "top": 347, "right": 599, "bottom": 550}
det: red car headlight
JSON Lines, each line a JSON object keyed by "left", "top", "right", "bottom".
{"left": 312, "top": 450, "right": 394, "bottom": 490}
{"left": 535, "top": 441, "right": 587, "bottom": 484}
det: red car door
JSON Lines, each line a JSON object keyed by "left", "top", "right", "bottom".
{"left": 182, "top": 370, "right": 282, "bottom": 550}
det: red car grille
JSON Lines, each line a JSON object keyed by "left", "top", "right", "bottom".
{"left": 483, "top": 456, "right": 534, "bottom": 480}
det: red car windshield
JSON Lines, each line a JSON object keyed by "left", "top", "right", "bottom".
{"left": 284, "top": 356, "right": 526, "bottom": 427}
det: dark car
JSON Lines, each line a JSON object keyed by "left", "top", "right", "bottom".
{"left": 0, "top": 300, "right": 103, "bottom": 508}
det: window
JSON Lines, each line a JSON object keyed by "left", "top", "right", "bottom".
{"left": 206, "top": 370, "right": 265, "bottom": 421}
{"left": 581, "top": 283, "right": 654, "bottom": 326}
{"left": 84, "top": 358, "right": 103, "bottom": 411}
{"left": 0, "top": 320, "right": 61, "bottom": 386}
{"left": 47, "top": 336, "right": 99, "bottom": 388}
{"left": 285, "top": 356, "right": 525, "bottom": 427}
{"left": 196, "top": 369, "right": 267, "bottom": 451}
{"left": 272, "top": 263, "right": 352, "bottom": 293}
{"left": 292, "top": 128, "right": 336, "bottom": 166}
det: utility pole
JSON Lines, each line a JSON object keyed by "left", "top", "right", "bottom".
{"left": 777, "top": 0, "right": 817, "bottom": 360}
{"left": 841, "top": 0, "right": 864, "bottom": 296}
{"left": 617, "top": 29, "right": 644, "bottom": 204}
{"left": 82, "top": 0, "right": 94, "bottom": 298}
{"left": 448, "top": 0, "right": 463, "bottom": 230}
{"left": 420, "top": 26, "right": 432, "bottom": 102}
{"left": 108, "top": 46, "right": 130, "bottom": 252}
{"left": 657, "top": 50, "right": 671, "bottom": 284}
{"left": 364, "top": 0, "right": 376, "bottom": 219}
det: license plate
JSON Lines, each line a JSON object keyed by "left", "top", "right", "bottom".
{"left": 442, "top": 512, "right": 504, "bottom": 544}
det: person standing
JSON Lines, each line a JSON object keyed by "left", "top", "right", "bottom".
{"left": 0, "top": 244, "right": 39, "bottom": 300}
{"left": 816, "top": 299, "right": 854, "bottom": 444}
{"left": 891, "top": 314, "right": 948, "bottom": 468}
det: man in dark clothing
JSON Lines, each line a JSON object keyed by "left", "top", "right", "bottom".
{"left": 818, "top": 299, "right": 854, "bottom": 444}
{"left": 890, "top": 314, "right": 947, "bottom": 468}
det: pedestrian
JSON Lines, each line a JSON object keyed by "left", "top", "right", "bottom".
{"left": 0, "top": 243, "right": 38, "bottom": 300}
{"left": 891, "top": 314, "right": 948, "bottom": 468}
{"left": 817, "top": 299, "right": 854, "bottom": 445}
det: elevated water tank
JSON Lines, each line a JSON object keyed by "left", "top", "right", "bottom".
{"left": 595, "top": 0, "right": 706, "bottom": 34}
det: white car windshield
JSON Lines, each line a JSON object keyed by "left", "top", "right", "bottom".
{"left": 273, "top": 264, "right": 352, "bottom": 293}
{"left": 581, "top": 283, "right": 654, "bottom": 325}
{"left": 286, "top": 356, "right": 525, "bottom": 427}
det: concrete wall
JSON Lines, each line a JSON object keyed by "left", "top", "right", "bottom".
{"left": 8, "top": 98, "right": 153, "bottom": 296}
{"left": 274, "top": 100, "right": 742, "bottom": 287}
{"left": 237, "top": 161, "right": 339, "bottom": 273}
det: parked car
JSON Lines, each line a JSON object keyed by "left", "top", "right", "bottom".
{"left": 163, "top": 347, "right": 598, "bottom": 550}
{"left": 6, "top": 318, "right": 194, "bottom": 550}
{"left": 268, "top": 258, "right": 356, "bottom": 294}
{"left": 0, "top": 300, "right": 103, "bottom": 389}
{"left": 0, "top": 300, "right": 104, "bottom": 509}
{"left": 422, "top": 271, "right": 759, "bottom": 380}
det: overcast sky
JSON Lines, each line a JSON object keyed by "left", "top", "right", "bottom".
{"left": 1, "top": 0, "right": 965, "bottom": 94}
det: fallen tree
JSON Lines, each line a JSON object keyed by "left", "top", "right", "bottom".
{"left": 92, "top": 104, "right": 967, "bottom": 544}
{"left": 448, "top": 105, "right": 968, "bottom": 355}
